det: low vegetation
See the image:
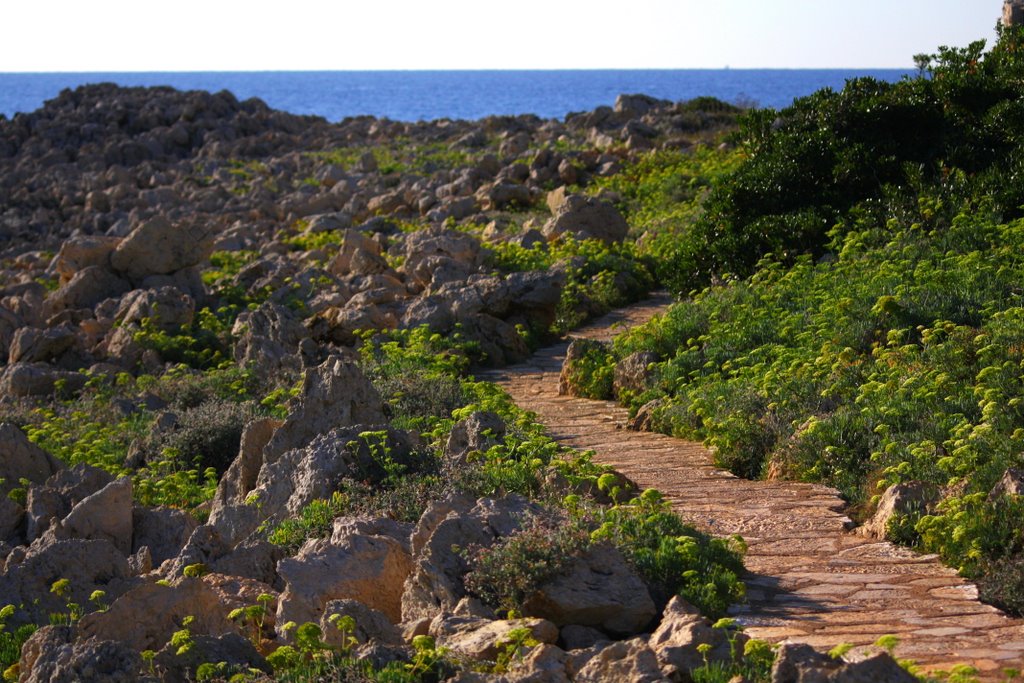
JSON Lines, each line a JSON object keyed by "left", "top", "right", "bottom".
{"left": 566, "top": 26, "right": 1024, "bottom": 618}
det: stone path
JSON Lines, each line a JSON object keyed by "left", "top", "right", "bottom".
{"left": 481, "top": 293, "right": 1024, "bottom": 680}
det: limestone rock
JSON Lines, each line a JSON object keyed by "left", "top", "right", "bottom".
{"left": 0, "top": 538, "right": 131, "bottom": 626}
{"left": 261, "top": 356, "right": 385, "bottom": 462}
{"left": 542, "top": 194, "right": 629, "bottom": 244}
{"left": 8, "top": 324, "right": 78, "bottom": 364}
{"left": 432, "top": 615, "right": 559, "bottom": 662}
{"left": 0, "top": 423, "right": 63, "bottom": 495}
{"left": 114, "top": 285, "right": 195, "bottom": 332}
{"left": 320, "top": 599, "right": 404, "bottom": 648}
{"left": 770, "top": 642, "right": 917, "bottom": 683}
{"left": 232, "top": 301, "right": 308, "bottom": 378}
{"left": 132, "top": 505, "right": 199, "bottom": 565}
{"left": 0, "top": 363, "right": 86, "bottom": 397}
{"left": 859, "top": 481, "right": 934, "bottom": 540}
{"left": 649, "top": 596, "right": 743, "bottom": 675}
{"left": 402, "top": 495, "right": 540, "bottom": 621}
{"left": 444, "top": 411, "right": 506, "bottom": 466}
{"left": 110, "top": 215, "right": 216, "bottom": 282}
{"left": 18, "top": 626, "right": 141, "bottom": 683}
{"left": 558, "top": 338, "right": 610, "bottom": 397}
{"left": 614, "top": 350, "right": 659, "bottom": 397}
{"left": 572, "top": 637, "right": 666, "bottom": 682}
{"left": 78, "top": 579, "right": 234, "bottom": 652}
{"left": 277, "top": 531, "right": 413, "bottom": 626}
{"left": 45, "top": 265, "right": 130, "bottom": 314}
{"left": 989, "top": 467, "right": 1024, "bottom": 501}
{"left": 522, "top": 544, "right": 657, "bottom": 636}
{"left": 154, "top": 632, "right": 270, "bottom": 681}
{"left": 53, "top": 476, "right": 133, "bottom": 554}
{"left": 51, "top": 235, "right": 122, "bottom": 284}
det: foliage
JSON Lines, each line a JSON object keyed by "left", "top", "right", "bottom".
{"left": 591, "top": 489, "right": 746, "bottom": 617}
{"left": 0, "top": 605, "right": 35, "bottom": 676}
{"left": 463, "top": 514, "right": 590, "bottom": 615}
{"left": 560, "top": 339, "right": 615, "bottom": 400}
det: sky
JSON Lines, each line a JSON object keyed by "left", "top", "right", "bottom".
{"left": 2, "top": 0, "right": 1004, "bottom": 72}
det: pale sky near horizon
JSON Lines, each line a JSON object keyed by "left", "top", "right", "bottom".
{"left": 2, "top": 1, "right": 1003, "bottom": 72}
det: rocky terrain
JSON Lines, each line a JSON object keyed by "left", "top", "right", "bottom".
{"left": 0, "top": 84, "right": 923, "bottom": 682}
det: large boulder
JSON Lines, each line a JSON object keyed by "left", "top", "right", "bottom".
{"left": 114, "top": 286, "right": 195, "bottom": 332}
{"left": 444, "top": 411, "right": 506, "bottom": 466}
{"left": 0, "top": 423, "right": 63, "bottom": 495}
{"left": 648, "top": 596, "right": 743, "bottom": 675}
{"left": 44, "top": 265, "right": 130, "bottom": 314}
{"left": 989, "top": 467, "right": 1024, "bottom": 500}
{"left": 154, "top": 632, "right": 270, "bottom": 681}
{"left": 232, "top": 301, "right": 308, "bottom": 379}
{"left": 859, "top": 481, "right": 934, "bottom": 540}
{"left": 571, "top": 638, "right": 666, "bottom": 683}
{"left": 132, "top": 505, "right": 200, "bottom": 565}
{"left": 402, "top": 495, "right": 540, "bottom": 621}
{"left": 521, "top": 544, "right": 657, "bottom": 636}
{"left": 403, "top": 227, "right": 482, "bottom": 287}
{"left": 50, "top": 235, "right": 123, "bottom": 285}
{"left": 261, "top": 356, "right": 385, "bottom": 462}
{"left": 431, "top": 615, "right": 559, "bottom": 662}
{"left": 78, "top": 578, "right": 234, "bottom": 652}
{"left": 110, "top": 215, "right": 216, "bottom": 283}
{"left": 770, "top": 642, "right": 918, "bottom": 683}
{"left": 542, "top": 194, "right": 629, "bottom": 244}
{"left": 320, "top": 599, "right": 404, "bottom": 648}
{"left": 18, "top": 626, "right": 141, "bottom": 683}
{"left": 613, "top": 351, "right": 659, "bottom": 397}
{"left": 277, "top": 527, "right": 414, "bottom": 626}
{"left": 0, "top": 538, "right": 132, "bottom": 626}
{"left": 0, "top": 362, "right": 86, "bottom": 398}
{"left": 50, "top": 476, "right": 133, "bottom": 554}
{"left": 8, "top": 324, "right": 79, "bottom": 364}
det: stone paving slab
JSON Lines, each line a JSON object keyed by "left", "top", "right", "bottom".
{"left": 481, "top": 293, "right": 1024, "bottom": 680}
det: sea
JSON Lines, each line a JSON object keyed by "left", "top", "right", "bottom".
{"left": 0, "top": 70, "right": 912, "bottom": 123}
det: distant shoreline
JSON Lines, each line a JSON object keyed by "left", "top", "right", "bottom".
{"left": 0, "top": 69, "right": 913, "bottom": 122}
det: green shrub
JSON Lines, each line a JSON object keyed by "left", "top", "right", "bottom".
{"left": 592, "top": 489, "right": 746, "bottom": 617}
{"left": 463, "top": 514, "right": 590, "bottom": 615}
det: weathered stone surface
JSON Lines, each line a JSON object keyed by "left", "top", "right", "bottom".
{"left": 558, "top": 338, "right": 610, "bottom": 397}
{"left": 320, "top": 598, "right": 404, "bottom": 648}
{"left": 444, "top": 411, "right": 506, "bottom": 465}
{"left": 989, "top": 466, "right": 1024, "bottom": 500}
{"left": 154, "top": 632, "right": 270, "bottom": 681}
{"left": 403, "top": 495, "right": 539, "bottom": 621}
{"left": 277, "top": 531, "right": 413, "bottom": 626}
{"left": 859, "top": 481, "right": 933, "bottom": 540}
{"left": 770, "top": 643, "right": 917, "bottom": 683}
{"left": 522, "top": 544, "right": 657, "bottom": 636}
{"left": 613, "top": 350, "right": 659, "bottom": 397}
{"left": 78, "top": 579, "right": 234, "bottom": 652}
{"left": 0, "top": 362, "right": 86, "bottom": 397}
{"left": 18, "top": 626, "right": 141, "bottom": 683}
{"left": 8, "top": 324, "right": 78, "bottom": 364}
{"left": 571, "top": 638, "right": 666, "bottom": 683}
{"left": 53, "top": 476, "right": 133, "bottom": 554}
{"left": 132, "top": 505, "right": 200, "bottom": 565}
{"left": 261, "top": 356, "right": 385, "bottom": 462}
{"left": 432, "top": 614, "right": 559, "bottom": 662}
{"left": 542, "top": 194, "right": 629, "bottom": 244}
{"left": 0, "top": 495, "right": 24, "bottom": 543}
{"left": 0, "top": 538, "right": 131, "bottom": 625}
{"left": 114, "top": 285, "right": 195, "bottom": 332}
{"left": 649, "top": 596, "right": 742, "bottom": 675}
{"left": 0, "top": 423, "right": 63, "bottom": 495}
{"left": 45, "top": 265, "right": 130, "bottom": 313}
{"left": 110, "top": 215, "right": 216, "bottom": 282}
{"left": 51, "top": 235, "right": 122, "bottom": 284}
{"left": 232, "top": 300, "right": 308, "bottom": 378}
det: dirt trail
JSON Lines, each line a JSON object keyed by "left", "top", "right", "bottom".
{"left": 481, "top": 293, "right": 1024, "bottom": 679}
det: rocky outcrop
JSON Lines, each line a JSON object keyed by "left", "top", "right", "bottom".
{"left": 522, "top": 544, "right": 656, "bottom": 636}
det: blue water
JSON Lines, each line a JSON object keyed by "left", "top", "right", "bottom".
{"left": 0, "top": 70, "right": 912, "bottom": 122}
